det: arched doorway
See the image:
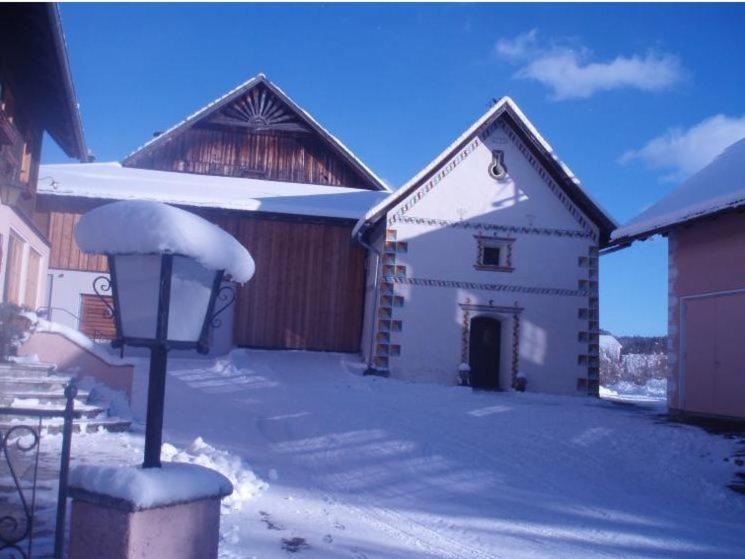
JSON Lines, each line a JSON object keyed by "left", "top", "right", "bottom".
{"left": 469, "top": 316, "right": 502, "bottom": 390}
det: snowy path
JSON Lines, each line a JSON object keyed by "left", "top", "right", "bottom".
{"left": 154, "top": 350, "right": 745, "bottom": 559}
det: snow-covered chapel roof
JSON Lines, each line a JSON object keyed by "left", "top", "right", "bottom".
{"left": 612, "top": 137, "right": 745, "bottom": 244}
{"left": 352, "top": 96, "right": 617, "bottom": 245}
{"left": 37, "top": 162, "right": 388, "bottom": 220}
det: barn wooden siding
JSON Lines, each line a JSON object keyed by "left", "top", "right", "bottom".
{"left": 125, "top": 127, "right": 374, "bottom": 190}
{"left": 35, "top": 200, "right": 366, "bottom": 352}
{"left": 215, "top": 213, "right": 365, "bottom": 351}
{"left": 34, "top": 206, "right": 108, "bottom": 272}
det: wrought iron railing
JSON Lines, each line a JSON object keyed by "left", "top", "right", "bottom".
{"left": 0, "top": 381, "right": 78, "bottom": 559}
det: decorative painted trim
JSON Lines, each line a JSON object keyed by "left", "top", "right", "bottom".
{"left": 398, "top": 216, "right": 591, "bottom": 239}
{"left": 459, "top": 303, "right": 523, "bottom": 314}
{"left": 584, "top": 245, "right": 600, "bottom": 395}
{"left": 458, "top": 299, "right": 522, "bottom": 389}
{"left": 387, "top": 118, "right": 597, "bottom": 240}
{"left": 460, "top": 300, "right": 472, "bottom": 363}
{"left": 498, "top": 121, "right": 594, "bottom": 234}
{"left": 386, "top": 276, "right": 587, "bottom": 297}
{"left": 511, "top": 314, "right": 520, "bottom": 387}
{"left": 373, "top": 228, "right": 404, "bottom": 369}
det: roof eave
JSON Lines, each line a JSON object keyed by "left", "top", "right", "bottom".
{"left": 47, "top": 4, "right": 87, "bottom": 160}
{"left": 609, "top": 202, "right": 745, "bottom": 249}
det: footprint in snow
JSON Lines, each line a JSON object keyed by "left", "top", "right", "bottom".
{"left": 281, "top": 537, "right": 310, "bottom": 553}
{"left": 259, "top": 511, "right": 285, "bottom": 531}
{"left": 333, "top": 521, "right": 346, "bottom": 531}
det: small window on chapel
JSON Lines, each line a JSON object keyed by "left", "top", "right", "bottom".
{"left": 475, "top": 235, "right": 515, "bottom": 272}
{"left": 481, "top": 245, "right": 501, "bottom": 267}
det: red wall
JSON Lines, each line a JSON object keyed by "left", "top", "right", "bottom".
{"left": 668, "top": 212, "right": 745, "bottom": 418}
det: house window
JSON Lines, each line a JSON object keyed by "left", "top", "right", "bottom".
{"left": 18, "top": 137, "right": 33, "bottom": 184}
{"left": 4, "top": 232, "right": 24, "bottom": 305}
{"left": 474, "top": 235, "right": 515, "bottom": 272}
{"left": 23, "top": 248, "right": 41, "bottom": 309}
{"left": 481, "top": 246, "right": 501, "bottom": 267}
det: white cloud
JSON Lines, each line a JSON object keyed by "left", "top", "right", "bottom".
{"left": 494, "top": 30, "right": 685, "bottom": 100}
{"left": 494, "top": 29, "right": 538, "bottom": 61}
{"left": 621, "top": 114, "right": 745, "bottom": 179}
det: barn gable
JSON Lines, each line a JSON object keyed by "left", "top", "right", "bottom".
{"left": 355, "top": 97, "right": 615, "bottom": 245}
{"left": 122, "top": 74, "right": 388, "bottom": 191}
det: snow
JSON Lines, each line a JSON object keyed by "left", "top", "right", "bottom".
{"left": 600, "top": 378, "right": 667, "bottom": 404}
{"left": 69, "top": 462, "right": 233, "bottom": 509}
{"left": 142, "top": 349, "right": 743, "bottom": 558}
{"left": 38, "top": 161, "right": 388, "bottom": 220}
{"left": 24, "top": 349, "right": 743, "bottom": 556}
{"left": 74, "top": 200, "right": 255, "bottom": 282}
{"left": 599, "top": 334, "right": 623, "bottom": 361}
{"left": 353, "top": 96, "right": 617, "bottom": 237}
{"left": 28, "top": 314, "right": 136, "bottom": 366}
{"left": 613, "top": 137, "right": 745, "bottom": 241}
{"left": 161, "top": 437, "right": 268, "bottom": 510}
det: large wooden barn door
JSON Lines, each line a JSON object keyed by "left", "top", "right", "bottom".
{"left": 682, "top": 292, "right": 745, "bottom": 418}
{"left": 469, "top": 316, "right": 502, "bottom": 390}
{"left": 220, "top": 216, "right": 365, "bottom": 352}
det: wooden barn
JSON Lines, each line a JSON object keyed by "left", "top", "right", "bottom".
{"left": 34, "top": 75, "right": 389, "bottom": 353}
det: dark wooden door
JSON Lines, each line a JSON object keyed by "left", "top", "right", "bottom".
{"left": 469, "top": 316, "right": 502, "bottom": 390}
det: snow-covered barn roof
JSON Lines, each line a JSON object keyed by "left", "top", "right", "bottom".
{"left": 121, "top": 74, "right": 389, "bottom": 192}
{"left": 611, "top": 137, "right": 745, "bottom": 244}
{"left": 37, "top": 162, "right": 388, "bottom": 220}
{"left": 353, "top": 96, "right": 617, "bottom": 245}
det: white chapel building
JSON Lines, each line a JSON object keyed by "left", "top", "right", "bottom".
{"left": 353, "top": 97, "right": 616, "bottom": 395}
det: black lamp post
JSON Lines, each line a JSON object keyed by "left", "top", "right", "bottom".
{"left": 94, "top": 252, "right": 234, "bottom": 468}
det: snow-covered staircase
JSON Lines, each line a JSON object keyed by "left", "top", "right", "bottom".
{"left": 0, "top": 362, "right": 131, "bottom": 433}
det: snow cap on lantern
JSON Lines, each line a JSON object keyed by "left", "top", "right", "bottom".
{"left": 75, "top": 200, "right": 254, "bottom": 282}
{"left": 74, "top": 200, "right": 254, "bottom": 351}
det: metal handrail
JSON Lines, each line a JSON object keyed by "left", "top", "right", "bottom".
{"left": 0, "top": 380, "right": 77, "bottom": 559}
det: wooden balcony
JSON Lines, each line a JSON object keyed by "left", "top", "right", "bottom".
{"left": 0, "top": 110, "right": 31, "bottom": 205}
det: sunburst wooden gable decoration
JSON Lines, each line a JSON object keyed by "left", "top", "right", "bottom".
{"left": 207, "top": 84, "right": 310, "bottom": 133}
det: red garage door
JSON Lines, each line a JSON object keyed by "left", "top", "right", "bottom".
{"left": 683, "top": 291, "right": 745, "bottom": 418}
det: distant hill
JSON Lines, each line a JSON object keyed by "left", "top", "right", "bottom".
{"left": 617, "top": 336, "right": 667, "bottom": 355}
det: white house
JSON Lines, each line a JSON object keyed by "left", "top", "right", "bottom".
{"left": 353, "top": 98, "right": 616, "bottom": 395}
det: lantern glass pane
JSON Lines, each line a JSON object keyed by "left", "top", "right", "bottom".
{"left": 167, "top": 256, "right": 217, "bottom": 342}
{"left": 113, "top": 254, "right": 161, "bottom": 340}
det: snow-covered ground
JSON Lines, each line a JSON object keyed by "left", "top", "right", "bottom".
{"left": 600, "top": 378, "right": 667, "bottom": 405}
{"left": 116, "top": 349, "right": 745, "bottom": 559}
{"left": 22, "top": 350, "right": 738, "bottom": 557}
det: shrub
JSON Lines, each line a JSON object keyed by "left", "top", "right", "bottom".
{"left": 0, "top": 303, "right": 33, "bottom": 362}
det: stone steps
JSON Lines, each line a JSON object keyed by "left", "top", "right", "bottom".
{"left": 0, "top": 362, "right": 131, "bottom": 433}
{"left": 0, "top": 389, "right": 91, "bottom": 406}
{"left": 0, "top": 416, "right": 132, "bottom": 434}
{"left": 0, "top": 361, "right": 56, "bottom": 376}
{"left": 0, "top": 376, "right": 72, "bottom": 393}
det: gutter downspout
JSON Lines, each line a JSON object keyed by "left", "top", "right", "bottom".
{"left": 354, "top": 223, "right": 383, "bottom": 376}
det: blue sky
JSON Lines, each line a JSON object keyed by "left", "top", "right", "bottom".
{"left": 44, "top": 3, "right": 745, "bottom": 336}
